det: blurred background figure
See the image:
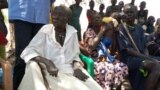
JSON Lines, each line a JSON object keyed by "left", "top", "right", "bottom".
{"left": 87, "top": 0, "right": 97, "bottom": 28}
{"left": 146, "top": 16, "right": 155, "bottom": 34}
{"left": 98, "top": 3, "right": 105, "bottom": 18}
{"left": 118, "top": 1, "right": 124, "bottom": 11}
{"left": 0, "top": 0, "right": 8, "bottom": 59}
{"left": 69, "top": 0, "right": 83, "bottom": 41}
{"left": 105, "top": 0, "right": 121, "bottom": 17}
{"left": 137, "top": 1, "right": 148, "bottom": 26}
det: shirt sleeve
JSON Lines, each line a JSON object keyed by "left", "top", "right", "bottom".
{"left": 72, "top": 32, "right": 81, "bottom": 62}
{"left": 20, "top": 27, "right": 47, "bottom": 63}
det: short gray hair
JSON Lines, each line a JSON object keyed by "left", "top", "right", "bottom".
{"left": 54, "top": 5, "right": 72, "bottom": 22}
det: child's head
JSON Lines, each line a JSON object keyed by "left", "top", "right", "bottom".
{"left": 118, "top": 1, "right": 124, "bottom": 9}
{"left": 139, "top": 1, "right": 146, "bottom": 10}
{"left": 156, "top": 18, "right": 160, "bottom": 26}
{"left": 111, "top": 0, "right": 117, "bottom": 6}
{"left": 92, "top": 13, "right": 102, "bottom": 26}
{"left": 147, "top": 16, "right": 155, "bottom": 25}
{"left": 99, "top": 4, "right": 105, "bottom": 12}
{"left": 89, "top": 0, "right": 95, "bottom": 9}
{"left": 75, "top": 0, "right": 82, "bottom": 5}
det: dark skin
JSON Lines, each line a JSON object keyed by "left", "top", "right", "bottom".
{"left": 75, "top": 0, "right": 82, "bottom": 6}
{"left": 111, "top": 0, "right": 117, "bottom": 6}
{"left": 99, "top": 4, "right": 105, "bottom": 12}
{"left": 87, "top": 0, "right": 96, "bottom": 17}
{"left": 138, "top": 1, "right": 148, "bottom": 25}
{"left": 99, "top": 4, "right": 105, "bottom": 18}
{"left": 89, "top": 0, "right": 94, "bottom": 10}
{"left": 130, "top": 0, "right": 135, "bottom": 5}
{"left": 118, "top": 1, "right": 124, "bottom": 11}
{"left": 105, "top": 0, "right": 121, "bottom": 17}
{"left": 147, "top": 16, "right": 155, "bottom": 26}
{"left": 31, "top": 6, "right": 88, "bottom": 81}
{"left": 80, "top": 13, "right": 109, "bottom": 56}
{"left": 123, "top": 4, "right": 160, "bottom": 90}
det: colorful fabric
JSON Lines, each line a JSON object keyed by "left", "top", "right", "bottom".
{"left": 0, "top": 45, "right": 5, "bottom": 58}
{"left": 87, "top": 9, "right": 97, "bottom": 28}
{"left": 83, "top": 28, "right": 97, "bottom": 59}
{"left": 97, "top": 37, "right": 115, "bottom": 63}
{"left": 0, "top": 30, "right": 7, "bottom": 45}
{"left": 83, "top": 28, "right": 128, "bottom": 90}
{"left": 94, "top": 61, "right": 128, "bottom": 90}
{"left": 79, "top": 53, "right": 94, "bottom": 77}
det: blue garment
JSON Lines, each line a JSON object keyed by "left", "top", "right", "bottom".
{"left": 9, "top": 0, "right": 52, "bottom": 24}
{"left": 146, "top": 24, "right": 154, "bottom": 34}
{"left": 117, "top": 24, "right": 146, "bottom": 90}
{"left": 98, "top": 37, "right": 115, "bottom": 63}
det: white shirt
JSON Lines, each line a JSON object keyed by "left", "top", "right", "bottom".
{"left": 21, "top": 24, "right": 81, "bottom": 74}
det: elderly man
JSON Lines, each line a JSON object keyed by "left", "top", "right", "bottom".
{"left": 117, "top": 4, "right": 160, "bottom": 90}
{"left": 18, "top": 5, "right": 102, "bottom": 90}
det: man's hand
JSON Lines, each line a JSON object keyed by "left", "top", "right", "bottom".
{"left": 32, "top": 56, "right": 59, "bottom": 77}
{"left": 46, "top": 60, "right": 59, "bottom": 77}
{"left": 74, "top": 68, "right": 89, "bottom": 81}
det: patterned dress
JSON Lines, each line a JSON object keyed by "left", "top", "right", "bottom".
{"left": 83, "top": 28, "right": 128, "bottom": 90}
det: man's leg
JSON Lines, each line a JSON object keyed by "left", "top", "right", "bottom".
{"left": 141, "top": 60, "right": 160, "bottom": 90}
{"left": 127, "top": 57, "right": 146, "bottom": 90}
{"left": 13, "top": 20, "right": 33, "bottom": 90}
{"left": 32, "top": 23, "right": 44, "bottom": 38}
{"left": 13, "top": 21, "right": 44, "bottom": 90}
{"left": 18, "top": 61, "right": 46, "bottom": 90}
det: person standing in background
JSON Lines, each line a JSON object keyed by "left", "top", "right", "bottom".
{"left": 105, "top": 0, "right": 121, "bottom": 17}
{"left": 87, "top": 0, "right": 97, "bottom": 28}
{"left": 146, "top": 16, "right": 155, "bottom": 34}
{"left": 0, "top": 0, "right": 8, "bottom": 59}
{"left": 98, "top": 4, "right": 105, "bottom": 18}
{"left": 8, "top": 0, "right": 55, "bottom": 89}
{"left": 137, "top": 1, "right": 148, "bottom": 26}
{"left": 69, "top": 0, "right": 82, "bottom": 41}
{"left": 118, "top": 1, "right": 124, "bottom": 12}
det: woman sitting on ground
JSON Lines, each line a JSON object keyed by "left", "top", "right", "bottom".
{"left": 80, "top": 13, "right": 129, "bottom": 90}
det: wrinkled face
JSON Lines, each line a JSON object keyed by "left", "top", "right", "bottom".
{"left": 52, "top": 7, "right": 68, "bottom": 28}
{"left": 92, "top": 14, "right": 102, "bottom": 26}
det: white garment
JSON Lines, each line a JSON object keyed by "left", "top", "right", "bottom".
{"left": 21, "top": 24, "right": 81, "bottom": 73}
{"left": 19, "top": 24, "right": 103, "bottom": 90}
